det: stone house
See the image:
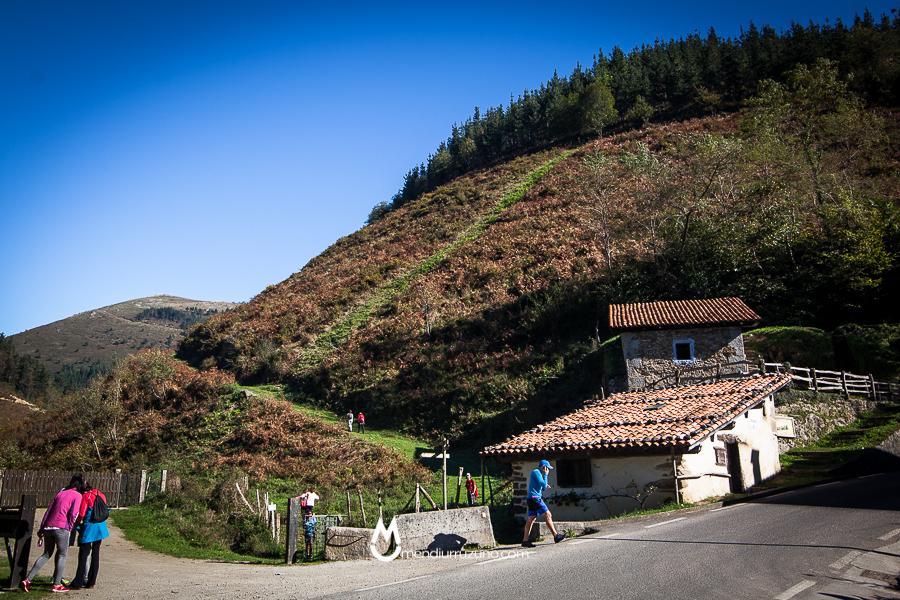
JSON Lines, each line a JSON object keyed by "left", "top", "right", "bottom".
{"left": 482, "top": 374, "right": 791, "bottom": 521}
{"left": 609, "top": 297, "right": 761, "bottom": 391}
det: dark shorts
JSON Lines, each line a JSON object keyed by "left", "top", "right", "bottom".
{"left": 526, "top": 496, "right": 549, "bottom": 518}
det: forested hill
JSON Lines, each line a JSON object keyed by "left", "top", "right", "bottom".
{"left": 371, "top": 12, "right": 899, "bottom": 222}
{"left": 180, "top": 56, "right": 898, "bottom": 442}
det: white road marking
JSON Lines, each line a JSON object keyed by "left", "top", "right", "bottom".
{"left": 598, "top": 532, "right": 622, "bottom": 538}
{"left": 829, "top": 550, "right": 862, "bottom": 570}
{"left": 858, "top": 473, "right": 881, "bottom": 479}
{"left": 570, "top": 540, "right": 591, "bottom": 545}
{"left": 476, "top": 552, "right": 533, "bottom": 565}
{"left": 878, "top": 528, "right": 900, "bottom": 541}
{"left": 813, "top": 481, "right": 840, "bottom": 487}
{"left": 354, "top": 575, "right": 430, "bottom": 591}
{"left": 774, "top": 579, "right": 816, "bottom": 600}
{"left": 645, "top": 517, "right": 686, "bottom": 529}
{"left": 710, "top": 504, "right": 744, "bottom": 512}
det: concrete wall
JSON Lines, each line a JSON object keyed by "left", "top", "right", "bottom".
{"left": 775, "top": 393, "right": 875, "bottom": 453}
{"left": 324, "top": 526, "right": 390, "bottom": 561}
{"left": 621, "top": 326, "right": 747, "bottom": 390}
{"left": 394, "top": 506, "right": 496, "bottom": 552}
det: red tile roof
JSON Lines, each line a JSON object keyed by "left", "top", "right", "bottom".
{"left": 609, "top": 297, "right": 760, "bottom": 330}
{"left": 481, "top": 374, "right": 791, "bottom": 457}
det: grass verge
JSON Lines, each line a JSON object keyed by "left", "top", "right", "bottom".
{"left": 111, "top": 504, "right": 281, "bottom": 564}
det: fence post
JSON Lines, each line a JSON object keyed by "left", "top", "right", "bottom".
{"left": 811, "top": 369, "right": 818, "bottom": 393}
{"left": 160, "top": 470, "right": 168, "bottom": 494}
{"left": 415, "top": 484, "right": 421, "bottom": 513}
{"left": 841, "top": 371, "right": 849, "bottom": 398}
{"left": 285, "top": 497, "right": 300, "bottom": 564}
{"left": 758, "top": 356, "right": 765, "bottom": 374}
{"left": 345, "top": 491, "right": 352, "bottom": 526}
{"left": 138, "top": 470, "right": 147, "bottom": 503}
{"left": 115, "top": 469, "right": 122, "bottom": 508}
{"left": 868, "top": 374, "right": 877, "bottom": 400}
{"left": 0, "top": 469, "right": 4, "bottom": 506}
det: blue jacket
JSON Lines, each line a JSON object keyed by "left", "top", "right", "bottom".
{"left": 528, "top": 468, "right": 548, "bottom": 499}
{"left": 79, "top": 506, "right": 110, "bottom": 544}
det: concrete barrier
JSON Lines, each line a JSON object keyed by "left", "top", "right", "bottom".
{"left": 395, "top": 506, "right": 495, "bottom": 553}
{"left": 324, "top": 526, "right": 389, "bottom": 561}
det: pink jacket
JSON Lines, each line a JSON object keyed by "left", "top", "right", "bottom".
{"left": 40, "top": 488, "right": 82, "bottom": 531}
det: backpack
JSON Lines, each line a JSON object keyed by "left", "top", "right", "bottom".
{"left": 90, "top": 494, "right": 110, "bottom": 523}
{"left": 299, "top": 494, "right": 308, "bottom": 508}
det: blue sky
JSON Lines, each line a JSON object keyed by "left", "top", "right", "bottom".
{"left": 0, "top": 0, "right": 893, "bottom": 334}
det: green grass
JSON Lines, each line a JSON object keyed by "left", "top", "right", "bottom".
{"left": 0, "top": 561, "right": 49, "bottom": 596}
{"left": 111, "top": 505, "right": 281, "bottom": 564}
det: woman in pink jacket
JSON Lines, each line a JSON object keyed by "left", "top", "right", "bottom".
{"left": 21, "top": 474, "right": 83, "bottom": 593}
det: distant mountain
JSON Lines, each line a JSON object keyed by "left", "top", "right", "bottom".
{"left": 9, "top": 295, "right": 237, "bottom": 381}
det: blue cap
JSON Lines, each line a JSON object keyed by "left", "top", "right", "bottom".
{"left": 539, "top": 459, "right": 553, "bottom": 470}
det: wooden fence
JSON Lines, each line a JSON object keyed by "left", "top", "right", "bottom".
{"left": 0, "top": 469, "right": 168, "bottom": 509}
{"left": 673, "top": 358, "right": 899, "bottom": 400}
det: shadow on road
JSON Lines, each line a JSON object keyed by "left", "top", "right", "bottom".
{"left": 749, "top": 470, "right": 900, "bottom": 512}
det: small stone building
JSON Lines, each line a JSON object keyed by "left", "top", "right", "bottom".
{"left": 482, "top": 374, "right": 791, "bottom": 521}
{"left": 610, "top": 297, "right": 761, "bottom": 391}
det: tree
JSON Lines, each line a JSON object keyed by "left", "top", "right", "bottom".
{"left": 624, "top": 95, "right": 654, "bottom": 127}
{"left": 580, "top": 78, "right": 618, "bottom": 136}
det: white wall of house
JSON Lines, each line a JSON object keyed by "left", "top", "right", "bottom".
{"left": 512, "top": 454, "right": 677, "bottom": 521}
{"left": 510, "top": 395, "right": 780, "bottom": 520}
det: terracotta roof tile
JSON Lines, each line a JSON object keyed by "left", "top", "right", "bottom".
{"left": 609, "top": 297, "right": 760, "bottom": 330}
{"left": 481, "top": 374, "right": 791, "bottom": 457}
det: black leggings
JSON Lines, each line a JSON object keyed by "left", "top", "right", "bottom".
{"left": 72, "top": 540, "right": 101, "bottom": 587}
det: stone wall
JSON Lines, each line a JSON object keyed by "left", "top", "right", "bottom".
{"left": 775, "top": 392, "right": 875, "bottom": 452}
{"left": 621, "top": 326, "right": 747, "bottom": 390}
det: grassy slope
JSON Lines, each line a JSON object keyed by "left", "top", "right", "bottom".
{"left": 9, "top": 295, "right": 235, "bottom": 376}
{"left": 111, "top": 507, "right": 281, "bottom": 564}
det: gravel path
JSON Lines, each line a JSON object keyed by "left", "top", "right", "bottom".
{"left": 22, "top": 510, "right": 478, "bottom": 599}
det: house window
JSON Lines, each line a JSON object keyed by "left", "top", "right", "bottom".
{"left": 673, "top": 338, "right": 695, "bottom": 362}
{"left": 556, "top": 459, "right": 593, "bottom": 488}
{"left": 715, "top": 447, "right": 727, "bottom": 466}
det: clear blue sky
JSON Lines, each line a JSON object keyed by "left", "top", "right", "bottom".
{"left": 0, "top": 0, "right": 892, "bottom": 334}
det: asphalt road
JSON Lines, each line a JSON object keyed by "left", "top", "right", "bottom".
{"left": 333, "top": 472, "right": 900, "bottom": 600}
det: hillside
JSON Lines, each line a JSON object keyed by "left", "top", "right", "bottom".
{"left": 181, "top": 60, "right": 898, "bottom": 443}
{"left": 9, "top": 295, "right": 236, "bottom": 388}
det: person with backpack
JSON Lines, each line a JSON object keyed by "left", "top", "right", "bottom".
{"left": 298, "top": 487, "right": 319, "bottom": 516}
{"left": 465, "top": 473, "right": 478, "bottom": 506}
{"left": 356, "top": 411, "right": 366, "bottom": 434}
{"left": 70, "top": 483, "right": 110, "bottom": 590}
{"left": 21, "top": 474, "right": 83, "bottom": 593}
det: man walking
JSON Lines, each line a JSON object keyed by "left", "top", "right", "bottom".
{"left": 522, "top": 459, "right": 565, "bottom": 547}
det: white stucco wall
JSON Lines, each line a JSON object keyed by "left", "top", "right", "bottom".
{"left": 512, "top": 454, "right": 677, "bottom": 521}
{"left": 677, "top": 394, "right": 780, "bottom": 502}
{"left": 511, "top": 395, "right": 781, "bottom": 520}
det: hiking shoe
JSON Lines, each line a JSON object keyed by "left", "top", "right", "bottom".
{"left": 554, "top": 533, "right": 566, "bottom": 543}
{"left": 521, "top": 540, "right": 535, "bottom": 548}
{"left": 21, "top": 578, "right": 31, "bottom": 592}
{"left": 51, "top": 584, "right": 70, "bottom": 593}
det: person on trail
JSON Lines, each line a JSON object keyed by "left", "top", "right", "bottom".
{"left": 465, "top": 473, "right": 478, "bottom": 506}
{"left": 346, "top": 411, "right": 354, "bottom": 432}
{"left": 22, "top": 474, "right": 84, "bottom": 593}
{"left": 521, "top": 460, "right": 565, "bottom": 547}
{"left": 299, "top": 488, "right": 319, "bottom": 516}
{"left": 70, "top": 483, "right": 110, "bottom": 590}
{"left": 357, "top": 411, "right": 366, "bottom": 434}
{"left": 303, "top": 513, "right": 317, "bottom": 560}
